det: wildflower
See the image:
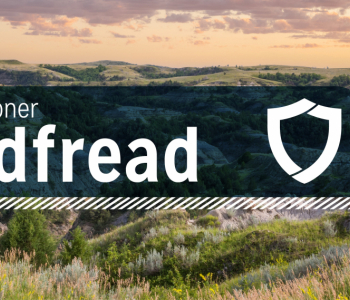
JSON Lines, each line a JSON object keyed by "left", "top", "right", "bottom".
{"left": 173, "top": 288, "right": 182, "bottom": 295}
{"left": 337, "top": 294, "right": 349, "bottom": 300}
{"left": 199, "top": 274, "right": 206, "bottom": 281}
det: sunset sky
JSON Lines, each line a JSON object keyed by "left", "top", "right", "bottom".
{"left": 1, "top": 0, "right": 350, "bottom": 67}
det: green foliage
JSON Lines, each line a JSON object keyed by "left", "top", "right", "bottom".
{"left": 238, "top": 152, "right": 253, "bottom": 164}
{"left": 0, "top": 69, "right": 50, "bottom": 85}
{"left": 196, "top": 215, "right": 220, "bottom": 228}
{"left": 330, "top": 74, "right": 350, "bottom": 87}
{"left": 0, "top": 210, "right": 56, "bottom": 265}
{"left": 258, "top": 72, "right": 323, "bottom": 85}
{"left": 148, "top": 80, "right": 184, "bottom": 86}
{"left": 42, "top": 209, "right": 70, "bottom": 224}
{"left": 133, "top": 66, "right": 225, "bottom": 79}
{"left": 109, "top": 75, "right": 126, "bottom": 81}
{"left": 42, "top": 64, "right": 107, "bottom": 81}
{"left": 262, "top": 66, "right": 278, "bottom": 70}
{"left": 61, "top": 226, "right": 92, "bottom": 265}
{"left": 94, "top": 211, "right": 350, "bottom": 290}
{"left": 79, "top": 210, "right": 111, "bottom": 231}
{"left": 0, "top": 60, "right": 23, "bottom": 65}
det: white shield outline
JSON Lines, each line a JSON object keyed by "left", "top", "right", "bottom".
{"left": 268, "top": 99, "right": 342, "bottom": 184}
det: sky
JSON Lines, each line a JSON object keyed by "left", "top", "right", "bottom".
{"left": 1, "top": 0, "right": 350, "bottom": 67}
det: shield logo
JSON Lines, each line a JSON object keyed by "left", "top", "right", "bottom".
{"left": 267, "top": 99, "right": 341, "bottom": 184}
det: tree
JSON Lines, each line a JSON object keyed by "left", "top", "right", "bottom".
{"left": 0, "top": 210, "right": 56, "bottom": 265}
{"left": 61, "top": 226, "right": 91, "bottom": 265}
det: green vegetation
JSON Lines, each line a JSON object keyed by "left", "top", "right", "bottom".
{"left": 257, "top": 72, "right": 323, "bottom": 85}
{"left": 148, "top": 80, "right": 184, "bottom": 86}
{"left": 132, "top": 66, "right": 225, "bottom": 79}
{"left": 0, "top": 69, "right": 50, "bottom": 85}
{"left": 41, "top": 64, "right": 107, "bottom": 81}
{"left": 109, "top": 75, "right": 126, "bottom": 81}
{"left": 195, "top": 215, "right": 221, "bottom": 228}
{"left": 0, "top": 209, "right": 55, "bottom": 265}
{"left": 0, "top": 60, "right": 23, "bottom": 65}
{"left": 1, "top": 203, "right": 350, "bottom": 299}
{"left": 61, "top": 226, "right": 92, "bottom": 265}
{"left": 330, "top": 74, "right": 350, "bottom": 87}
{"left": 93, "top": 211, "right": 350, "bottom": 290}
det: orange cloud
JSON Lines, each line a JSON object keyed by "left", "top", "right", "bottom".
{"left": 79, "top": 39, "right": 102, "bottom": 44}
{"left": 158, "top": 13, "right": 193, "bottom": 23}
{"left": 194, "top": 40, "right": 210, "bottom": 46}
{"left": 18, "top": 16, "right": 93, "bottom": 37}
{"left": 126, "top": 39, "right": 136, "bottom": 45}
{"left": 270, "top": 43, "right": 323, "bottom": 48}
{"left": 123, "top": 23, "right": 146, "bottom": 31}
{"left": 111, "top": 32, "right": 135, "bottom": 38}
{"left": 147, "top": 35, "right": 163, "bottom": 42}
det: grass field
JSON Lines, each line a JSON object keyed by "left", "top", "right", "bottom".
{"left": 2, "top": 210, "right": 350, "bottom": 299}
{"left": 1, "top": 60, "right": 350, "bottom": 87}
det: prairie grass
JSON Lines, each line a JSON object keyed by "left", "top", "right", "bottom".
{"left": 3, "top": 211, "right": 350, "bottom": 299}
{"left": 0, "top": 249, "right": 152, "bottom": 300}
{"left": 4, "top": 240, "right": 350, "bottom": 299}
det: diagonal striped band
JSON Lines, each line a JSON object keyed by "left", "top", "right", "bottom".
{"left": 0, "top": 197, "right": 349, "bottom": 210}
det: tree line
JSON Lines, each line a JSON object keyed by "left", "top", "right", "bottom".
{"left": 257, "top": 72, "right": 323, "bottom": 86}
{"left": 41, "top": 64, "right": 107, "bottom": 82}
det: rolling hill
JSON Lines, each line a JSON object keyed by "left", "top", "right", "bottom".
{"left": 0, "top": 60, "right": 350, "bottom": 87}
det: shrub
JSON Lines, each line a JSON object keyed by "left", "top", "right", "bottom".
{"left": 145, "top": 210, "right": 160, "bottom": 223}
{"left": 202, "top": 231, "right": 226, "bottom": 244}
{"left": 165, "top": 241, "right": 172, "bottom": 255}
{"left": 144, "top": 228, "right": 158, "bottom": 241}
{"left": 238, "top": 152, "right": 253, "bottom": 164}
{"left": 323, "top": 220, "right": 337, "bottom": 237}
{"left": 128, "top": 249, "right": 163, "bottom": 275}
{"left": 173, "top": 233, "right": 185, "bottom": 244}
{"left": 173, "top": 245, "right": 200, "bottom": 267}
{"left": 196, "top": 215, "right": 221, "bottom": 228}
{"left": 249, "top": 215, "right": 260, "bottom": 226}
{"left": 226, "top": 209, "right": 236, "bottom": 218}
{"left": 61, "top": 226, "right": 92, "bottom": 265}
{"left": 0, "top": 210, "right": 56, "bottom": 265}
{"left": 189, "top": 225, "right": 200, "bottom": 236}
{"left": 158, "top": 226, "right": 170, "bottom": 235}
{"left": 285, "top": 237, "right": 298, "bottom": 243}
{"left": 231, "top": 243, "right": 350, "bottom": 291}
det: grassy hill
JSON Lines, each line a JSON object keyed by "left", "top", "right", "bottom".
{"left": 1, "top": 207, "right": 350, "bottom": 299}
{"left": 0, "top": 60, "right": 23, "bottom": 65}
{"left": 1, "top": 60, "right": 350, "bottom": 87}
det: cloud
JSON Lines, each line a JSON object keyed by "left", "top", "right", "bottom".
{"left": 297, "top": 43, "right": 322, "bottom": 48}
{"left": 2, "top": 0, "right": 350, "bottom": 43}
{"left": 111, "top": 32, "right": 135, "bottom": 38}
{"left": 3, "top": 0, "right": 349, "bottom": 27}
{"left": 158, "top": 13, "right": 193, "bottom": 23}
{"left": 270, "top": 45, "right": 294, "bottom": 48}
{"left": 270, "top": 43, "right": 323, "bottom": 48}
{"left": 291, "top": 32, "right": 350, "bottom": 43}
{"left": 20, "top": 16, "right": 93, "bottom": 37}
{"left": 194, "top": 40, "right": 210, "bottom": 46}
{"left": 123, "top": 23, "right": 146, "bottom": 31}
{"left": 147, "top": 35, "right": 163, "bottom": 42}
{"left": 126, "top": 39, "right": 136, "bottom": 45}
{"left": 195, "top": 18, "right": 227, "bottom": 32}
{"left": 79, "top": 39, "right": 102, "bottom": 44}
